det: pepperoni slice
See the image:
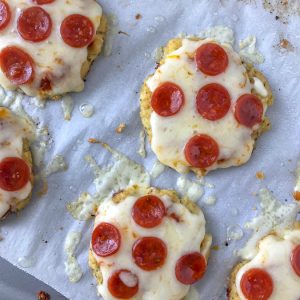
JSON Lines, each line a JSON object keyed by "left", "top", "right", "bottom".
{"left": 195, "top": 43, "right": 229, "bottom": 76}
{"left": 33, "top": 0, "right": 55, "bottom": 4}
{"left": 0, "top": 46, "right": 34, "bottom": 85}
{"left": 240, "top": 268, "right": 273, "bottom": 300}
{"left": 0, "top": 1, "right": 11, "bottom": 30}
{"left": 184, "top": 134, "right": 219, "bottom": 168}
{"left": 291, "top": 245, "right": 300, "bottom": 277}
{"left": 17, "top": 7, "right": 52, "bottom": 42}
{"left": 132, "top": 195, "right": 165, "bottom": 228}
{"left": 234, "top": 94, "right": 263, "bottom": 128}
{"left": 91, "top": 222, "right": 121, "bottom": 257}
{"left": 60, "top": 14, "right": 95, "bottom": 48}
{"left": 175, "top": 252, "right": 207, "bottom": 285}
{"left": 151, "top": 82, "right": 184, "bottom": 117}
{"left": 132, "top": 237, "right": 167, "bottom": 271}
{"left": 108, "top": 269, "right": 138, "bottom": 299}
{"left": 196, "top": 83, "right": 231, "bottom": 121}
{"left": 0, "top": 157, "right": 30, "bottom": 192}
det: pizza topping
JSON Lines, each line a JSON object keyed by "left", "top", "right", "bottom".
{"left": 234, "top": 94, "right": 263, "bottom": 128}
{"left": 91, "top": 222, "right": 121, "bottom": 257}
{"left": 60, "top": 14, "right": 95, "bottom": 48}
{"left": 17, "top": 7, "right": 52, "bottom": 42}
{"left": 0, "top": 1, "right": 11, "bottom": 30}
{"left": 184, "top": 134, "right": 219, "bottom": 168}
{"left": 291, "top": 245, "right": 300, "bottom": 277}
{"left": 108, "top": 269, "right": 139, "bottom": 299}
{"left": 195, "top": 43, "right": 228, "bottom": 76}
{"left": 132, "top": 237, "right": 167, "bottom": 271}
{"left": 175, "top": 252, "right": 206, "bottom": 285}
{"left": 196, "top": 83, "right": 231, "bottom": 121}
{"left": 240, "top": 268, "right": 273, "bottom": 300}
{"left": 132, "top": 195, "right": 166, "bottom": 228}
{"left": 0, "top": 46, "right": 34, "bottom": 85}
{"left": 0, "top": 157, "right": 30, "bottom": 192}
{"left": 40, "top": 76, "right": 52, "bottom": 91}
{"left": 33, "top": 0, "right": 55, "bottom": 4}
{"left": 151, "top": 82, "right": 184, "bottom": 117}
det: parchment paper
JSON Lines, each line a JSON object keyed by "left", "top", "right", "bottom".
{"left": 1, "top": 0, "right": 300, "bottom": 299}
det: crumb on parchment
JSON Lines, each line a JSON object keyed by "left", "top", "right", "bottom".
{"left": 115, "top": 123, "right": 126, "bottom": 133}
{"left": 118, "top": 31, "right": 130, "bottom": 36}
{"left": 37, "top": 291, "right": 50, "bottom": 300}
{"left": 135, "top": 13, "right": 142, "bottom": 20}
{"left": 279, "top": 38, "right": 294, "bottom": 51}
{"left": 256, "top": 171, "right": 265, "bottom": 180}
{"left": 88, "top": 138, "right": 100, "bottom": 144}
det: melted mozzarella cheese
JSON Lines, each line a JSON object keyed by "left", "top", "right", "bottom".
{"left": 92, "top": 186, "right": 208, "bottom": 300}
{"left": 0, "top": 0, "right": 102, "bottom": 97}
{"left": 236, "top": 230, "right": 300, "bottom": 300}
{"left": 294, "top": 162, "right": 300, "bottom": 201}
{"left": 146, "top": 38, "right": 268, "bottom": 173}
{"left": 0, "top": 107, "right": 33, "bottom": 218}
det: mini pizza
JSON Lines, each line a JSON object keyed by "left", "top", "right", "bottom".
{"left": 0, "top": 107, "right": 33, "bottom": 219}
{"left": 0, "top": 0, "right": 106, "bottom": 99}
{"left": 89, "top": 185, "right": 212, "bottom": 300}
{"left": 140, "top": 38, "right": 273, "bottom": 175}
{"left": 228, "top": 224, "right": 300, "bottom": 300}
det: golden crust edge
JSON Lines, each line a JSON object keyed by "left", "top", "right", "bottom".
{"left": 227, "top": 222, "right": 300, "bottom": 300}
{"left": 89, "top": 185, "right": 212, "bottom": 296}
{"left": 140, "top": 38, "right": 274, "bottom": 177}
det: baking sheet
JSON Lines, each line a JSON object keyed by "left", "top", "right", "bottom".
{"left": 1, "top": 0, "right": 300, "bottom": 299}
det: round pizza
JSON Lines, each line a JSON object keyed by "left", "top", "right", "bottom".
{"left": 228, "top": 224, "right": 300, "bottom": 300}
{"left": 0, "top": 0, "right": 106, "bottom": 99}
{"left": 89, "top": 185, "right": 212, "bottom": 300}
{"left": 0, "top": 107, "right": 34, "bottom": 219}
{"left": 140, "top": 37, "right": 273, "bottom": 175}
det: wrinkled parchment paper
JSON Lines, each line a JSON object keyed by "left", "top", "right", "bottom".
{"left": 1, "top": 0, "right": 300, "bottom": 299}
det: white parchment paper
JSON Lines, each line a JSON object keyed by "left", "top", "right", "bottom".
{"left": 1, "top": 1, "right": 300, "bottom": 299}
